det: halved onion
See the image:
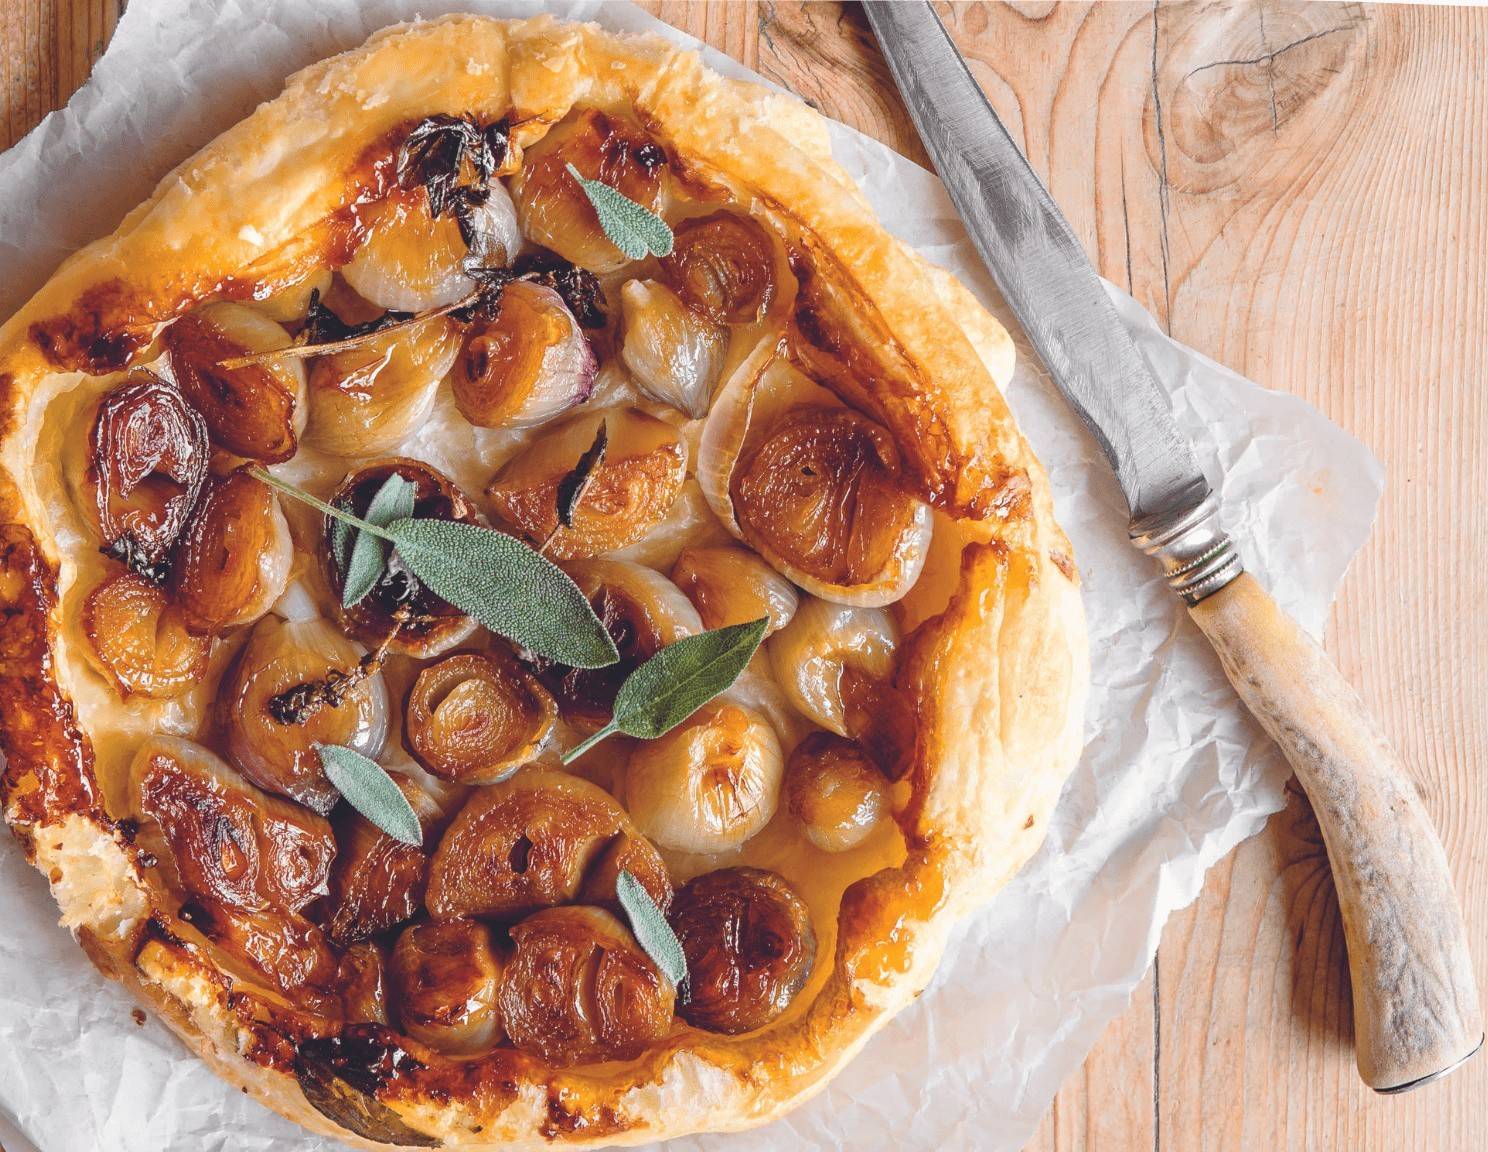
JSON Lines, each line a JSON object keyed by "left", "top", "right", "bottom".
{"left": 337, "top": 941, "right": 390, "bottom": 1025}
{"left": 671, "top": 545, "right": 799, "bottom": 636}
{"left": 767, "top": 596, "right": 898, "bottom": 737}
{"left": 510, "top": 108, "right": 667, "bottom": 273}
{"left": 619, "top": 279, "right": 726, "bottom": 419}
{"left": 218, "top": 615, "right": 389, "bottom": 814}
{"left": 344, "top": 192, "right": 461, "bottom": 313}
{"left": 389, "top": 918, "right": 506, "bottom": 1056}
{"left": 82, "top": 572, "right": 211, "bottom": 698}
{"left": 305, "top": 314, "right": 462, "bottom": 456}
{"left": 450, "top": 281, "right": 595, "bottom": 428}
{"left": 170, "top": 466, "right": 292, "bottom": 634}
{"left": 81, "top": 372, "right": 209, "bottom": 571}
{"left": 324, "top": 459, "right": 482, "bottom": 658}
{"left": 661, "top": 211, "right": 779, "bottom": 324}
{"left": 405, "top": 650, "right": 556, "bottom": 785}
{"left": 531, "top": 558, "right": 701, "bottom": 729}
{"left": 324, "top": 774, "right": 441, "bottom": 946}
{"left": 164, "top": 302, "right": 306, "bottom": 462}
{"left": 731, "top": 405, "right": 932, "bottom": 606}
{"left": 485, "top": 407, "right": 687, "bottom": 561}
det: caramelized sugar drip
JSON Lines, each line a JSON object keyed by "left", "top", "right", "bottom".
{"left": 389, "top": 918, "right": 506, "bottom": 1056}
{"left": 86, "top": 371, "right": 209, "bottom": 573}
{"left": 500, "top": 906, "right": 675, "bottom": 1065}
{"left": 169, "top": 466, "right": 290, "bottom": 634}
{"left": 670, "top": 867, "right": 816, "bottom": 1034}
{"left": 324, "top": 776, "right": 440, "bottom": 947}
{"left": 662, "top": 211, "right": 777, "bottom": 324}
{"left": 425, "top": 770, "right": 671, "bottom": 923}
{"left": 82, "top": 572, "right": 210, "bottom": 698}
{"left": 405, "top": 651, "right": 556, "bottom": 785}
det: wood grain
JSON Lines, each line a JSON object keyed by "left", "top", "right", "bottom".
{"left": 2, "top": 2, "right": 1484, "bottom": 1149}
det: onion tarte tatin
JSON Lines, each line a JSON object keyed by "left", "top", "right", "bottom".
{"left": 0, "top": 15, "right": 1086, "bottom": 1150}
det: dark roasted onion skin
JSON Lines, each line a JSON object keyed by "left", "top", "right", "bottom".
{"left": 323, "top": 777, "right": 440, "bottom": 947}
{"left": 389, "top": 918, "right": 505, "bottom": 1056}
{"left": 662, "top": 212, "right": 776, "bottom": 324}
{"left": 87, "top": 371, "right": 209, "bottom": 570}
{"left": 500, "top": 906, "right": 674, "bottom": 1066}
{"left": 669, "top": 867, "right": 816, "bottom": 1034}
{"left": 425, "top": 770, "right": 670, "bottom": 922}
{"left": 169, "top": 466, "right": 283, "bottom": 634}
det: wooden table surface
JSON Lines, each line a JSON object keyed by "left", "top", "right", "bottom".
{"left": 1, "top": 1, "right": 1483, "bottom": 1149}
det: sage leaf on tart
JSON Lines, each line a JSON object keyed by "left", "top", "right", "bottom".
{"left": 562, "top": 616, "right": 768, "bottom": 763}
{"left": 565, "top": 163, "right": 674, "bottom": 259}
{"left": 315, "top": 743, "right": 422, "bottom": 847}
{"left": 342, "top": 472, "right": 417, "bottom": 608}
{"left": 555, "top": 419, "right": 608, "bottom": 530}
{"left": 617, "top": 867, "right": 687, "bottom": 986}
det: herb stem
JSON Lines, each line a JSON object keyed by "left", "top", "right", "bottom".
{"left": 248, "top": 467, "right": 397, "bottom": 543}
{"left": 560, "top": 721, "right": 620, "bottom": 765}
{"left": 218, "top": 292, "right": 480, "bottom": 369}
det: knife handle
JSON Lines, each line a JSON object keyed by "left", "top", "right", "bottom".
{"left": 1188, "top": 571, "right": 1482, "bottom": 1091}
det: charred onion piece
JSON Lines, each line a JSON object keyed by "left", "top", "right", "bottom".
{"left": 661, "top": 211, "right": 778, "bottom": 324}
{"left": 169, "top": 466, "right": 291, "bottom": 634}
{"left": 337, "top": 942, "right": 391, "bottom": 1026}
{"left": 731, "top": 405, "right": 932, "bottom": 607}
{"left": 389, "top": 919, "right": 506, "bottom": 1056}
{"left": 325, "top": 775, "right": 441, "bottom": 946}
{"left": 510, "top": 108, "right": 667, "bottom": 274}
{"left": 220, "top": 615, "right": 389, "bottom": 813}
{"left": 485, "top": 408, "right": 687, "bottom": 561}
{"left": 530, "top": 559, "right": 700, "bottom": 729}
{"left": 784, "top": 732, "right": 888, "bottom": 853}
{"left": 671, "top": 545, "right": 799, "bottom": 636}
{"left": 84, "top": 372, "right": 209, "bottom": 572}
{"left": 425, "top": 770, "right": 670, "bottom": 922}
{"left": 451, "top": 280, "right": 595, "bottom": 429}
{"left": 324, "top": 459, "right": 482, "bottom": 658}
{"left": 670, "top": 867, "right": 815, "bottom": 1034}
{"left": 405, "top": 651, "right": 556, "bottom": 785}
{"left": 81, "top": 572, "right": 210, "bottom": 698}
{"left": 501, "top": 906, "right": 675, "bottom": 1065}
{"left": 164, "top": 303, "right": 305, "bottom": 462}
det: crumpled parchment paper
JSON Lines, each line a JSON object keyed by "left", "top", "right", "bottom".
{"left": 0, "top": 2, "right": 1384, "bottom": 1150}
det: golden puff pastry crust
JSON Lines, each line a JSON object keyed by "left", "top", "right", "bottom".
{"left": 0, "top": 14, "right": 1087, "bottom": 1149}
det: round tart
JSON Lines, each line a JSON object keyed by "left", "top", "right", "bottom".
{"left": 0, "top": 15, "right": 1087, "bottom": 1149}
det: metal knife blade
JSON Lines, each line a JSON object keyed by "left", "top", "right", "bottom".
{"left": 862, "top": 0, "right": 1206, "bottom": 528}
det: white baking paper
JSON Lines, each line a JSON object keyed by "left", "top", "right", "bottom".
{"left": 0, "top": 3, "right": 1384, "bottom": 1150}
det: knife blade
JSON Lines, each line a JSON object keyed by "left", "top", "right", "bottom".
{"left": 863, "top": 0, "right": 1481, "bottom": 1094}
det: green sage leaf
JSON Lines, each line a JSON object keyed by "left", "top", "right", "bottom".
{"left": 565, "top": 163, "right": 674, "bottom": 260}
{"left": 315, "top": 744, "right": 422, "bottom": 846}
{"left": 617, "top": 868, "right": 686, "bottom": 986}
{"left": 384, "top": 516, "right": 619, "bottom": 668}
{"left": 342, "top": 473, "right": 417, "bottom": 608}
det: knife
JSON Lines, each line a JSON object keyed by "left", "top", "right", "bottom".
{"left": 862, "top": 0, "right": 1481, "bottom": 1093}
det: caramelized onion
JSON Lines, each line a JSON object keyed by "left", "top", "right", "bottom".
{"left": 81, "top": 572, "right": 210, "bottom": 698}
{"left": 767, "top": 596, "right": 898, "bottom": 737}
{"left": 784, "top": 732, "right": 887, "bottom": 853}
{"left": 324, "top": 460, "right": 482, "bottom": 658}
{"left": 342, "top": 187, "right": 475, "bottom": 312}
{"left": 170, "top": 466, "right": 292, "bottom": 634}
{"left": 485, "top": 408, "right": 687, "bottom": 561}
{"left": 164, "top": 303, "right": 305, "bottom": 462}
{"left": 669, "top": 867, "right": 815, "bottom": 1034}
{"left": 405, "top": 651, "right": 556, "bottom": 785}
{"left": 531, "top": 559, "right": 700, "bottom": 729}
{"left": 84, "top": 372, "right": 209, "bottom": 571}
{"left": 338, "top": 941, "right": 390, "bottom": 1025}
{"left": 425, "top": 770, "right": 670, "bottom": 922}
{"left": 577, "top": 831, "right": 673, "bottom": 917}
{"left": 389, "top": 919, "right": 506, "bottom": 1055}
{"left": 252, "top": 268, "right": 334, "bottom": 325}
{"left": 671, "top": 545, "right": 799, "bottom": 636}
{"left": 324, "top": 775, "right": 441, "bottom": 946}
{"left": 501, "top": 906, "right": 675, "bottom": 1065}
{"left": 193, "top": 903, "right": 341, "bottom": 1005}
{"left": 619, "top": 279, "right": 726, "bottom": 419}
{"left": 662, "top": 211, "right": 778, "bottom": 324}
{"left": 511, "top": 109, "right": 667, "bottom": 274}
{"left": 219, "top": 615, "right": 389, "bottom": 813}
{"left": 306, "top": 315, "right": 462, "bottom": 456}
{"left": 450, "top": 280, "right": 595, "bottom": 428}
{"left": 732, "top": 405, "right": 931, "bottom": 606}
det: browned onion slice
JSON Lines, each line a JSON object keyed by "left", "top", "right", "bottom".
{"left": 405, "top": 651, "right": 556, "bottom": 785}
{"left": 425, "top": 770, "right": 671, "bottom": 923}
{"left": 783, "top": 732, "right": 888, "bottom": 853}
{"left": 324, "top": 775, "right": 442, "bottom": 947}
{"left": 731, "top": 405, "right": 931, "bottom": 607}
{"left": 191, "top": 902, "right": 341, "bottom": 1007}
{"left": 323, "top": 459, "right": 482, "bottom": 658}
{"left": 510, "top": 109, "right": 667, "bottom": 273}
{"left": 389, "top": 918, "right": 506, "bottom": 1056}
{"left": 163, "top": 303, "right": 305, "bottom": 462}
{"left": 85, "top": 372, "right": 209, "bottom": 570}
{"left": 337, "top": 941, "right": 390, "bottom": 1026}
{"left": 669, "top": 867, "right": 816, "bottom": 1034}
{"left": 577, "top": 831, "right": 673, "bottom": 917}
{"left": 81, "top": 572, "right": 210, "bottom": 698}
{"left": 451, "top": 281, "right": 596, "bottom": 429}
{"left": 500, "top": 906, "right": 675, "bottom": 1066}
{"left": 661, "top": 211, "right": 778, "bottom": 324}
{"left": 485, "top": 408, "right": 687, "bottom": 562}
{"left": 169, "top": 466, "right": 291, "bottom": 634}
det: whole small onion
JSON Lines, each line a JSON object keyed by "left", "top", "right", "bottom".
{"left": 169, "top": 467, "right": 291, "bottom": 634}
{"left": 620, "top": 279, "right": 726, "bottom": 419}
